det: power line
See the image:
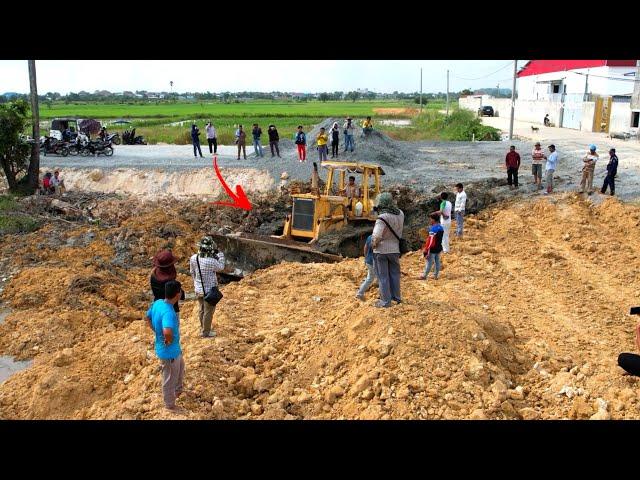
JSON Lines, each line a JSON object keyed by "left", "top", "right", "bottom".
{"left": 452, "top": 61, "right": 514, "bottom": 81}
{"left": 571, "top": 71, "right": 637, "bottom": 82}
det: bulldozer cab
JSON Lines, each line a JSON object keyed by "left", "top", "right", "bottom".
{"left": 282, "top": 161, "right": 385, "bottom": 243}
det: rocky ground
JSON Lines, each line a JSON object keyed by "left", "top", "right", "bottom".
{"left": 1, "top": 191, "right": 639, "bottom": 419}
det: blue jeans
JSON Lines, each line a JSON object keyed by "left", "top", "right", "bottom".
{"left": 344, "top": 134, "right": 354, "bottom": 152}
{"left": 455, "top": 211, "right": 464, "bottom": 236}
{"left": 423, "top": 252, "right": 441, "bottom": 279}
{"left": 253, "top": 138, "right": 264, "bottom": 157}
{"left": 357, "top": 262, "right": 377, "bottom": 297}
{"left": 374, "top": 252, "right": 401, "bottom": 305}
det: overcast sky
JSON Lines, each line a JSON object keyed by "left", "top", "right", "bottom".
{"left": 0, "top": 60, "right": 519, "bottom": 94}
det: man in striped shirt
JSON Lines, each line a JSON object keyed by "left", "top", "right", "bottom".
{"left": 189, "top": 236, "right": 225, "bottom": 338}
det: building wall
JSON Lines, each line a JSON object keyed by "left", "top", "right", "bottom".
{"left": 458, "top": 97, "right": 562, "bottom": 125}
{"left": 517, "top": 66, "right": 635, "bottom": 101}
{"left": 580, "top": 102, "right": 595, "bottom": 132}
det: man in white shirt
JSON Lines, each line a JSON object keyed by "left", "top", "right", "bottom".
{"left": 454, "top": 183, "right": 467, "bottom": 238}
{"left": 433, "top": 192, "right": 452, "bottom": 253}
{"left": 543, "top": 144, "right": 558, "bottom": 195}
{"left": 205, "top": 121, "right": 217, "bottom": 154}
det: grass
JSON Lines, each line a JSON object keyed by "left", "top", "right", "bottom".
{"left": 0, "top": 194, "right": 40, "bottom": 235}
{"left": 37, "top": 100, "right": 432, "bottom": 120}
{"left": 383, "top": 108, "right": 501, "bottom": 142}
{"left": 33, "top": 99, "right": 457, "bottom": 144}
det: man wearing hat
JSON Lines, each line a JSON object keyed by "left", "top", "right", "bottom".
{"left": 531, "top": 142, "right": 545, "bottom": 190}
{"left": 189, "top": 236, "right": 226, "bottom": 338}
{"left": 580, "top": 144, "right": 599, "bottom": 194}
{"left": 150, "top": 250, "right": 184, "bottom": 314}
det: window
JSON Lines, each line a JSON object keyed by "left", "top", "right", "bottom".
{"left": 632, "top": 111, "right": 640, "bottom": 128}
{"left": 552, "top": 84, "right": 560, "bottom": 94}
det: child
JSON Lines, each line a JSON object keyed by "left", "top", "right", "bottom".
{"left": 295, "top": 125, "right": 307, "bottom": 162}
{"left": 419, "top": 213, "right": 444, "bottom": 280}
{"left": 317, "top": 127, "right": 328, "bottom": 162}
{"left": 355, "top": 234, "right": 376, "bottom": 300}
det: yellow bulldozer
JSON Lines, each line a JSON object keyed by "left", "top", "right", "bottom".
{"left": 210, "top": 161, "right": 385, "bottom": 279}
{"left": 281, "top": 160, "right": 385, "bottom": 243}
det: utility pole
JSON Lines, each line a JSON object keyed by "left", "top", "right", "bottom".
{"left": 420, "top": 68, "right": 423, "bottom": 114}
{"left": 509, "top": 60, "right": 517, "bottom": 141}
{"left": 446, "top": 69, "right": 450, "bottom": 116}
{"left": 27, "top": 60, "right": 40, "bottom": 192}
{"left": 583, "top": 72, "right": 589, "bottom": 101}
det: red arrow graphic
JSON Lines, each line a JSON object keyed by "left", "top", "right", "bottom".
{"left": 211, "top": 155, "right": 253, "bottom": 211}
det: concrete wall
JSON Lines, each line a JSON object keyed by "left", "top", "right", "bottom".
{"left": 459, "top": 97, "right": 562, "bottom": 125}
{"left": 610, "top": 102, "right": 632, "bottom": 133}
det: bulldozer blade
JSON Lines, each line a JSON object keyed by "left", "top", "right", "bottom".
{"left": 209, "top": 232, "right": 343, "bottom": 279}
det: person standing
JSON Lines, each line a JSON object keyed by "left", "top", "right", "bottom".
{"left": 191, "top": 124, "right": 203, "bottom": 158}
{"left": 252, "top": 123, "right": 264, "bottom": 158}
{"left": 145, "top": 280, "right": 184, "bottom": 411}
{"left": 235, "top": 125, "right": 247, "bottom": 160}
{"left": 531, "top": 142, "right": 545, "bottom": 190}
{"left": 601, "top": 148, "right": 618, "bottom": 196}
{"left": 330, "top": 122, "right": 340, "bottom": 158}
{"left": 267, "top": 124, "right": 281, "bottom": 158}
{"left": 362, "top": 116, "right": 373, "bottom": 137}
{"left": 317, "top": 127, "right": 329, "bottom": 162}
{"left": 295, "top": 125, "right": 307, "bottom": 162}
{"left": 205, "top": 121, "right": 217, "bottom": 155}
{"left": 419, "top": 213, "right": 444, "bottom": 280}
{"left": 544, "top": 114, "right": 550, "bottom": 126}
{"left": 579, "top": 144, "right": 598, "bottom": 194}
{"left": 454, "top": 183, "right": 467, "bottom": 238}
{"left": 505, "top": 145, "right": 521, "bottom": 189}
{"left": 150, "top": 250, "right": 185, "bottom": 316}
{"left": 371, "top": 192, "right": 404, "bottom": 308}
{"left": 433, "top": 192, "right": 452, "bottom": 253}
{"left": 355, "top": 233, "right": 377, "bottom": 300}
{"left": 343, "top": 117, "right": 356, "bottom": 152}
{"left": 543, "top": 144, "right": 558, "bottom": 195}
{"left": 189, "top": 236, "right": 226, "bottom": 338}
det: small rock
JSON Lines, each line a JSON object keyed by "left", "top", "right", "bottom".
{"left": 131, "top": 336, "right": 140, "bottom": 343}
{"left": 519, "top": 407, "right": 541, "bottom": 420}
{"left": 469, "top": 408, "right": 487, "bottom": 420}
{"left": 324, "top": 385, "right": 345, "bottom": 405}
{"left": 508, "top": 386, "right": 525, "bottom": 401}
{"left": 279, "top": 328, "right": 292, "bottom": 338}
{"left": 123, "top": 373, "right": 134, "bottom": 384}
{"left": 250, "top": 403, "right": 263, "bottom": 415}
{"left": 212, "top": 400, "right": 224, "bottom": 415}
{"left": 472, "top": 332, "right": 486, "bottom": 341}
{"left": 312, "top": 296, "right": 323, "bottom": 302}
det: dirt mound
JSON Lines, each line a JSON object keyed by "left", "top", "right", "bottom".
{"left": 2, "top": 193, "right": 640, "bottom": 419}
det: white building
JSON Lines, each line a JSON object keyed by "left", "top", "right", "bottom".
{"left": 517, "top": 60, "right": 637, "bottom": 101}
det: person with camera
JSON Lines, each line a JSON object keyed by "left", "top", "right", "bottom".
{"left": 189, "top": 236, "right": 226, "bottom": 338}
{"left": 371, "top": 192, "right": 404, "bottom": 308}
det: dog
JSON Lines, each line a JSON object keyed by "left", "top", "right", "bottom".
{"left": 531, "top": 126, "right": 540, "bottom": 132}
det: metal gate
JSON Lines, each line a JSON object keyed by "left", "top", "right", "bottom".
{"left": 561, "top": 94, "right": 584, "bottom": 130}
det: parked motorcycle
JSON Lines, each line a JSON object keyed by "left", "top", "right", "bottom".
{"left": 41, "top": 136, "right": 70, "bottom": 157}
{"left": 106, "top": 132, "right": 121, "bottom": 145}
{"left": 80, "top": 139, "right": 114, "bottom": 157}
{"left": 122, "top": 128, "right": 147, "bottom": 145}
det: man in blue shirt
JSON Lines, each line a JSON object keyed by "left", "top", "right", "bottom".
{"left": 601, "top": 148, "right": 618, "bottom": 196}
{"left": 146, "top": 280, "right": 184, "bottom": 411}
{"left": 355, "top": 234, "right": 377, "bottom": 300}
{"left": 544, "top": 144, "right": 558, "bottom": 195}
{"left": 419, "top": 213, "right": 444, "bottom": 280}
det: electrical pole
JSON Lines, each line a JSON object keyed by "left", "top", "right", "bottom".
{"left": 420, "top": 68, "right": 423, "bottom": 114}
{"left": 509, "top": 60, "right": 517, "bottom": 141}
{"left": 27, "top": 60, "right": 40, "bottom": 192}
{"left": 446, "top": 69, "right": 450, "bottom": 116}
{"left": 583, "top": 72, "right": 589, "bottom": 101}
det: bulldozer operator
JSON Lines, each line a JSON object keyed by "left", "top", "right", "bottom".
{"left": 340, "top": 175, "right": 361, "bottom": 207}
